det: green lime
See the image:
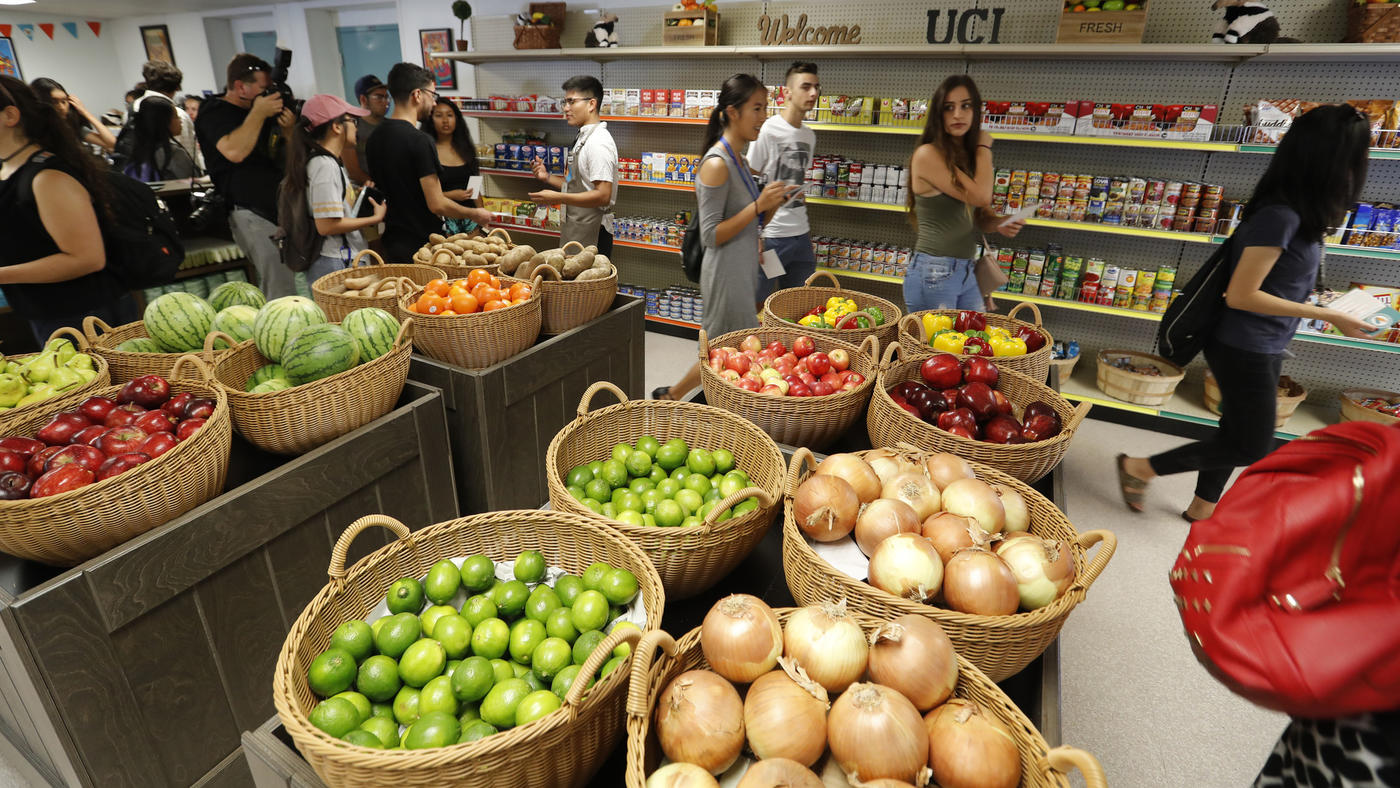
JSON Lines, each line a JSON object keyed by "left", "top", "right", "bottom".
{"left": 458, "top": 702, "right": 481, "bottom": 725}
{"left": 680, "top": 516, "right": 702, "bottom": 529}
{"left": 611, "top": 443, "right": 633, "bottom": 463}
{"left": 371, "top": 616, "right": 388, "bottom": 641}
{"left": 635, "top": 435, "right": 661, "bottom": 458}
{"left": 686, "top": 449, "right": 716, "bottom": 476}
{"left": 582, "top": 562, "right": 611, "bottom": 591}
{"left": 459, "top": 555, "right": 497, "bottom": 593}
{"left": 515, "top": 689, "right": 562, "bottom": 727}
{"left": 545, "top": 607, "right": 579, "bottom": 642}
{"left": 418, "top": 674, "right": 458, "bottom": 716}
{"left": 718, "top": 475, "right": 745, "bottom": 498}
{"left": 583, "top": 498, "right": 604, "bottom": 515}
{"left": 403, "top": 710, "right": 459, "bottom": 749}
{"left": 330, "top": 691, "right": 371, "bottom": 724}
{"left": 386, "top": 577, "right": 425, "bottom": 615}
{"left": 599, "top": 459, "right": 627, "bottom": 488}
{"left": 359, "top": 715, "right": 400, "bottom": 748}
{"left": 712, "top": 448, "right": 736, "bottom": 474}
{"left": 655, "top": 478, "right": 681, "bottom": 498}
{"left": 398, "top": 639, "right": 446, "bottom": 688}
{"left": 697, "top": 499, "right": 718, "bottom": 521}
{"left": 329, "top": 620, "right": 375, "bottom": 663}
{"left": 648, "top": 465, "right": 668, "bottom": 483}
{"left": 629, "top": 476, "right": 656, "bottom": 495}
{"left": 479, "top": 678, "right": 531, "bottom": 729}
{"left": 566, "top": 485, "right": 586, "bottom": 502}
{"left": 356, "top": 655, "right": 401, "bottom": 702}
{"left": 459, "top": 719, "right": 497, "bottom": 743}
{"left": 525, "top": 585, "right": 561, "bottom": 623}
{"left": 587, "top": 460, "right": 604, "bottom": 476}
{"left": 461, "top": 595, "right": 498, "bottom": 627}
{"left": 565, "top": 464, "right": 594, "bottom": 488}
{"left": 584, "top": 478, "right": 611, "bottom": 503}
{"left": 615, "top": 510, "right": 645, "bottom": 528}
{"left": 610, "top": 622, "right": 642, "bottom": 658}
{"left": 551, "top": 664, "right": 591, "bottom": 699}
{"left": 445, "top": 659, "right": 461, "bottom": 679}
{"left": 704, "top": 487, "right": 722, "bottom": 503}
{"left": 610, "top": 487, "right": 631, "bottom": 507}
{"left": 510, "top": 662, "right": 530, "bottom": 678}
{"left": 642, "top": 514, "right": 657, "bottom": 528}
{"left": 370, "top": 701, "right": 394, "bottom": 720}
{"left": 609, "top": 605, "right": 624, "bottom": 624}
{"left": 308, "top": 647, "right": 357, "bottom": 698}
{"left": 600, "top": 502, "right": 618, "bottom": 519}
{"left": 425, "top": 559, "right": 462, "bottom": 605}
{"left": 342, "top": 729, "right": 384, "bottom": 749}
{"left": 670, "top": 466, "right": 690, "bottom": 482}
{"left": 470, "top": 617, "right": 510, "bottom": 660}
{"left": 714, "top": 505, "right": 733, "bottom": 522}
{"left": 553, "top": 574, "right": 584, "bottom": 606}
{"left": 572, "top": 630, "right": 605, "bottom": 665}
{"left": 513, "top": 550, "right": 546, "bottom": 584}
{"left": 640, "top": 488, "right": 663, "bottom": 514}
{"left": 531, "top": 637, "right": 573, "bottom": 682}
{"left": 392, "top": 686, "right": 421, "bottom": 726}
{"left": 625, "top": 450, "right": 652, "bottom": 478}
{"left": 571, "top": 590, "right": 610, "bottom": 633}
{"left": 420, "top": 604, "right": 457, "bottom": 638}
{"left": 725, "top": 469, "right": 751, "bottom": 486}
{"left": 656, "top": 438, "right": 688, "bottom": 470}
{"left": 711, "top": 472, "right": 725, "bottom": 487}
{"left": 674, "top": 489, "right": 703, "bottom": 516}
{"left": 489, "top": 659, "right": 515, "bottom": 684}
{"left": 733, "top": 497, "right": 760, "bottom": 517}
{"left": 375, "top": 613, "right": 421, "bottom": 660}
{"left": 494, "top": 580, "right": 530, "bottom": 620}
{"left": 600, "top": 654, "right": 627, "bottom": 679}
{"left": 451, "top": 656, "right": 495, "bottom": 703}
{"left": 508, "top": 618, "right": 547, "bottom": 664}
{"left": 600, "top": 568, "right": 640, "bottom": 605}
{"left": 653, "top": 499, "right": 683, "bottom": 528}
{"left": 432, "top": 614, "right": 473, "bottom": 659}
{"left": 522, "top": 670, "right": 547, "bottom": 692}
{"left": 683, "top": 473, "right": 712, "bottom": 497}
{"left": 309, "top": 697, "right": 360, "bottom": 737}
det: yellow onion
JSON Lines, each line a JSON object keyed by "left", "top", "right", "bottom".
{"left": 736, "top": 758, "right": 825, "bottom": 788}
{"left": 816, "top": 453, "right": 882, "bottom": 503}
{"left": 924, "top": 699, "right": 1021, "bottom": 788}
{"left": 920, "top": 512, "right": 980, "bottom": 564}
{"left": 744, "top": 663, "right": 829, "bottom": 766}
{"left": 868, "top": 615, "right": 958, "bottom": 711}
{"left": 702, "top": 594, "right": 783, "bottom": 683}
{"left": 794, "top": 475, "right": 861, "bottom": 542}
{"left": 939, "top": 478, "right": 1005, "bottom": 534}
{"left": 922, "top": 452, "right": 975, "bottom": 491}
{"left": 863, "top": 448, "right": 914, "bottom": 486}
{"left": 655, "top": 669, "right": 745, "bottom": 774}
{"left": 881, "top": 470, "right": 940, "bottom": 520}
{"left": 991, "top": 483, "right": 1030, "bottom": 532}
{"left": 783, "top": 602, "right": 869, "bottom": 694}
{"left": 816, "top": 756, "right": 919, "bottom": 788}
{"left": 868, "top": 533, "right": 943, "bottom": 601}
{"left": 647, "top": 762, "right": 721, "bottom": 788}
{"left": 855, "top": 498, "right": 922, "bottom": 557}
{"left": 943, "top": 548, "right": 1018, "bottom": 616}
{"left": 827, "top": 683, "right": 929, "bottom": 784}
{"left": 995, "top": 535, "right": 1075, "bottom": 610}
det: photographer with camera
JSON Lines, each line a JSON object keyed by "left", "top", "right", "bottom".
{"left": 195, "top": 53, "right": 297, "bottom": 298}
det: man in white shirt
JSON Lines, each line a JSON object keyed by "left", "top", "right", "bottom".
{"left": 529, "top": 75, "right": 618, "bottom": 255}
{"left": 132, "top": 60, "right": 200, "bottom": 168}
{"left": 749, "top": 62, "right": 821, "bottom": 298}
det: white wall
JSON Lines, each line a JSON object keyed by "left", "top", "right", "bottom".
{"left": 230, "top": 14, "right": 278, "bottom": 48}
{"left": 109, "top": 12, "right": 224, "bottom": 99}
{"left": 0, "top": 11, "right": 127, "bottom": 115}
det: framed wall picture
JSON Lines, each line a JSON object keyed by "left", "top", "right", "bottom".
{"left": 419, "top": 28, "right": 456, "bottom": 91}
{"left": 0, "top": 37, "right": 20, "bottom": 81}
{"left": 140, "top": 24, "right": 175, "bottom": 66}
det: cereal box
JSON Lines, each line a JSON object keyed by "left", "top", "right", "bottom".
{"left": 653, "top": 88, "right": 670, "bottom": 116}
{"left": 670, "top": 90, "right": 685, "bottom": 118}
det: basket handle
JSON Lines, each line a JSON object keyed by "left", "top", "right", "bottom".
{"left": 564, "top": 623, "right": 645, "bottom": 709}
{"left": 698, "top": 487, "right": 774, "bottom": 534}
{"left": 350, "top": 249, "right": 385, "bottom": 269}
{"left": 697, "top": 328, "right": 709, "bottom": 357}
{"left": 1070, "top": 530, "right": 1116, "bottom": 593}
{"left": 785, "top": 447, "right": 818, "bottom": 497}
{"left": 899, "top": 313, "right": 923, "bottom": 344}
{"left": 327, "top": 515, "right": 412, "bottom": 584}
{"left": 880, "top": 340, "right": 901, "bottom": 368}
{"left": 1007, "top": 301, "right": 1044, "bottom": 327}
{"left": 82, "top": 315, "right": 115, "bottom": 343}
{"left": 530, "top": 274, "right": 544, "bottom": 297}
{"left": 833, "top": 310, "right": 877, "bottom": 331}
{"left": 535, "top": 265, "right": 562, "bottom": 281}
{"left": 560, "top": 240, "right": 585, "bottom": 256}
{"left": 431, "top": 249, "right": 456, "bottom": 267}
{"left": 393, "top": 317, "right": 415, "bottom": 347}
{"left": 625, "top": 629, "right": 678, "bottom": 718}
{"left": 804, "top": 270, "right": 841, "bottom": 289}
{"left": 487, "top": 227, "right": 513, "bottom": 245}
{"left": 856, "top": 334, "right": 880, "bottom": 361}
{"left": 45, "top": 325, "right": 91, "bottom": 351}
{"left": 1064, "top": 400, "right": 1092, "bottom": 433}
{"left": 202, "top": 331, "right": 236, "bottom": 354}
{"left": 170, "top": 353, "right": 214, "bottom": 383}
{"left": 577, "top": 381, "right": 629, "bottom": 416}
{"left": 1044, "top": 746, "right": 1107, "bottom": 788}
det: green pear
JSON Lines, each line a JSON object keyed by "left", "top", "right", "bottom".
{"left": 0, "top": 373, "right": 25, "bottom": 408}
{"left": 45, "top": 339, "right": 76, "bottom": 366}
{"left": 47, "top": 367, "right": 82, "bottom": 392}
{"left": 4, "top": 361, "right": 19, "bottom": 375}
{"left": 73, "top": 367, "right": 97, "bottom": 383}
{"left": 20, "top": 350, "right": 56, "bottom": 384}
{"left": 15, "top": 383, "right": 56, "bottom": 408}
{"left": 64, "top": 353, "right": 94, "bottom": 373}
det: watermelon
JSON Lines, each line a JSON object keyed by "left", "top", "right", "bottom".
{"left": 281, "top": 324, "right": 360, "bottom": 385}
{"left": 253, "top": 296, "right": 326, "bottom": 363}
{"left": 341, "top": 308, "right": 401, "bottom": 362}
{"left": 245, "top": 364, "right": 287, "bottom": 391}
{"left": 144, "top": 292, "right": 217, "bottom": 352}
{"left": 115, "top": 337, "right": 166, "bottom": 354}
{"left": 211, "top": 305, "right": 259, "bottom": 349}
{"left": 209, "top": 281, "right": 267, "bottom": 312}
{"left": 250, "top": 378, "right": 293, "bottom": 394}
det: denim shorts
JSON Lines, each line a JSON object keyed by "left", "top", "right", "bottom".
{"left": 903, "top": 252, "right": 982, "bottom": 312}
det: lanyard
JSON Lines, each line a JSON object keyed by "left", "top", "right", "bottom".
{"left": 565, "top": 123, "right": 600, "bottom": 187}
{"left": 720, "top": 137, "right": 764, "bottom": 225}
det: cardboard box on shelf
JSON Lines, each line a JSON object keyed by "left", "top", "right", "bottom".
{"left": 982, "top": 100, "right": 1084, "bottom": 136}
{"left": 1076, "top": 102, "right": 1219, "bottom": 142}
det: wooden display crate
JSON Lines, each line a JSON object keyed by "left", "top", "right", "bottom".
{"left": 664, "top": 8, "right": 719, "bottom": 46}
{"left": 1057, "top": 2, "right": 1148, "bottom": 43}
{"left": 0, "top": 381, "right": 455, "bottom": 787}
{"left": 408, "top": 293, "right": 644, "bottom": 515}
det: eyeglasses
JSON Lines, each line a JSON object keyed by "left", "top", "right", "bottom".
{"left": 419, "top": 88, "right": 439, "bottom": 103}
{"left": 560, "top": 97, "right": 594, "bottom": 108}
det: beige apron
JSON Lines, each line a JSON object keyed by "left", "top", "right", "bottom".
{"left": 559, "top": 124, "right": 606, "bottom": 247}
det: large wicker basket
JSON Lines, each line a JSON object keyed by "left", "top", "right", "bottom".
{"left": 1205, "top": 371, "right": 1306, "bottom": 428}
{"left": 868, "top": 344, "right": 1091, "bottom": 484}
{"left": 537, "top": 244, "right": 618, "bottom": 335}
{"left": 899, "top": 301, "right": 1053, "bottom": 384}
{"left": 0, "top": 327, "right": 111, "bottom": 434}
{"left": 397, "top": 276, "right": 542, "bottom": 369}
{"left": 545, "top": 382, "right": 785, "bottom": 600}
{"left": 783, "top": 447, "right": 1115, "bottom": 682}
{"left": 424, "top": 228, "right": 516, "bottom": 279}
{"left": 1346, "top": 3, "right": 1400, "bottom": 42}
{"left": 697, "top": 326, "right": 879, "bottom": 450}
{"left": 83, "top": 316, "right": 234, "bottom": 383}
{"left": 0, "top": 355, "right": 231, "bottom": 566}
{"left": 623, "top": 609, "right": 1107, "bottom": 787}
{"left": 209, "top": 320, "right": 414, "bottom": 455}
{"left": 273, "top": 510, "right": 664, "bottom": 788}
{"left": 760, "top": 271, "right": 902, "bottom": 350}
{"left": 1095, "top": 349, "right": 1184, "bottom": 406}
{"left": 312, "top": 249, "right": 447, "bottom": 323}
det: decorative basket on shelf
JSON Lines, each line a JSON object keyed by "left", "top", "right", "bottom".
{"left": 514, "top": 2, "right": 565, "bottom": 49}
{"left": 760, "top": 271, "right": 901, "bottom": 351}
{"left": 1339, "top": 388, "right": 1400, "bottom": 425}
{"left": 1094, "top": 349, "right": 1184, "bottom": 407}
{"left": 1204, "top": 371, "right": 1306, "bottom": 428}
{"left": 1346, "top": 2, "right": 1400, "bottom": 43}
{"left": 311, "top": 249, "right": 446, "bottom": 323}
{"left": 899, "top": 301, "right": 1053, "bottom": 384}
{"left": 396, "top": 275, "right": 542, "bottom": 369}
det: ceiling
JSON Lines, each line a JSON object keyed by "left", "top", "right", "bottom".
{"left": 13, "top": 0, "right": 275, "bottom": 18}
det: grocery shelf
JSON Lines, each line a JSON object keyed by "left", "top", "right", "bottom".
{"left": 990, "top": 291, "right": 1162, "bottom": 322}
{"left": 807, "top": 196, "right": 905, "bottom": 213}
{"left": 616, "top": 239, "right": 681, "bottom": 255}
{"left": 992, "top": 131, "right": 1237, "bottom": 153}
{"left": 175, "top": 260, "right": 249, "bottom": 281}
{"left": 482, "top": 167, "right": 698, "bottom": 194}
{"left": 806, "top": 122, "right": 921, "bottom": 136}
{"left": 490, "top": 221, "right": 560, "bottom": 238}
{"left": 646, "top": 314, "right": 700, "bottom": 330}
{"left": 1318, "top": 243, "right": 1400, "bottom": 262}
{"left": 1024, "top": 218, "right": 1217, "bottom": 244}
{"left": 817, "top": 267, "right": 902, "bottom": 285}
{"left": 1250, "top": 43, "right": 1400, "bottom": 62}
{"left": 481, "top": 167, "right": 535, "bottom": 179}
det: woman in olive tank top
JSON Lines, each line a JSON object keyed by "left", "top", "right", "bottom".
{"left": 904, "top": 75, "right": 1023, "bottom": 312}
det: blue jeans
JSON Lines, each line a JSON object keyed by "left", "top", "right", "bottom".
{"left": 903, "top": 252, "right": 981, "bottom": 312}
{"left": 756, "top": 233, "right": 818, "bottom": 300}
{"left": 307, "top": 254, "right": 348, "bottom": 286}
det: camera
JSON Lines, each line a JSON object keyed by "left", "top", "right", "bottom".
{"left": 186, "top": 187, "right": 227, "bottom": 234}
{"left": 263, "top": 47, "right": 302, "bottom": 115}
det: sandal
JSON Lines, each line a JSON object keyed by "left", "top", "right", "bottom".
{"left": 1116, "top": 453, "right": 1148, "bottom": 513}
{"left": 1181, "top": 511, "right": 1199, "bottom": 524}
{"left": 650, "top": 386, "right": 672, "bottom": 401}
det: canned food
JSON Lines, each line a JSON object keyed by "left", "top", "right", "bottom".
{"left": 1128, "top": 177, "right": 1147, "bottom": 204}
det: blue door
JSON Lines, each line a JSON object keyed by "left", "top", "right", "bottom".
{"left": 337, "top": 24, "right": 401, "bottom": 103}
{"left": 241, "top": 31, "right": 277, "bottom": 65}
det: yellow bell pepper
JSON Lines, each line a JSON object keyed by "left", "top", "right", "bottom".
{"left": 798, "top": 314, "right": 822, "bottom": 328}
{"left": 931, "top": 331, "right": 967, "bottom": 354}
{"left": 990, "top": 336, "right": 1028, "bottom": 357}
{"left": 988, "top": 326, "right": 1011, "bottom": 339}
{"left": 825, "top": 296, "right": 847, "bottom": 311}
{"left": 922, "top": 314, "right": 954, "bottom": 341}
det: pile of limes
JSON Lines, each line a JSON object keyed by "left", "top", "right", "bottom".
{"left": 563, "top": 436, "right": 759, "bottom": 527}
{"left": 303, "top": 550, "right": 643, "bottom": 750}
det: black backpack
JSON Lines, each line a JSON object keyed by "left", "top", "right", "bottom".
{"left": 1156, "top": 236, "right": 1233, "bottom": 366}
{"left": 274, "top": 150, "right": 339, "bottom": 273}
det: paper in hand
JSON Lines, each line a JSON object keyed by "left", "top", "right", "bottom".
{"left": 466, "top": 175, "right": 484, "bottom": 200}
{"left": 999, "top": 202, "right": 1038, "bottom": 228}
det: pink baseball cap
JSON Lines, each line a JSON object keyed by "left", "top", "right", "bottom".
{"left": 301, "top": 94, "right": 369, "bottom": 127}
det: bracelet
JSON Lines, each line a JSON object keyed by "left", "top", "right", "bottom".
{"left": 977, "top": 144, "right": 993, "bottom": 150}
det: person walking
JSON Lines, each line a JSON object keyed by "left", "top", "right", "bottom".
{"left": 344, "top": 74, "right": 389, "bottom": 185}
{"left": 423, "top": 96, "right": 485, "bottom": 237}
{"left": 528, "top": 75, "right": 618, "bottom": 255}
{"left": 132, "top": 60, "right": 198, "bottom": 164}
{"left": 750, "top": 61, "right": 821, "bottom": 299}
{"left": 1117, "top": 104, "right": 1378, "bottom": 522}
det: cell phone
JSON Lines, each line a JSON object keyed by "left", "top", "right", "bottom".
{"left": 354, "top": 185, "right": 385, "bottom": 218}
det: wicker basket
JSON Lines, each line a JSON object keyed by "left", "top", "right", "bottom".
{"left": 82, "top": 316, "right": 234, "bottom": 384}
{"left": 312, "top": 249, "right": 447, "bottom": 323}
{"left": 209, "top": 320, "right": 414, "bottom": 455}
{"left": 537, "top": 243, "right": 619, "bottom": 335}
{"left": 1095, "top": 349, "right": 1184, "bottom": 406}
{"left": 697, "top": 327, "right": 879, "bottom": 450}
{"left": 1339, "top": 388, "right": 1400, "bottom": 425}
{"left": 1204, "top": 371, "right": 1306, "bottom": 428}
{"left": 783, "top": 447, "right": 1115, "bottom": 682}
{"left": 899, "top": 302, "right": 1053, "bottom": 384}
{"left": 867, "top": 344, "right": 1091, "bottom": 484}
{"left": 0, "top": 327, "right": 112, "bottom": 434}
{"left": 397, "top": 275, "right": 542, "bottom": 369}
{"left": 0, "top": 355, "right": 231, "bottom": 566}
{"left": 760, "top": 271, "right": 902, "bottom": 350}
{"left": 1346, "top": 3, "right": 1400, "bottom": 42}
{"left": 1047, "top": 353, "right": 1080, "bottom": 384}
{"left": 622, "top": 609, "right": 1107, "bottom": 787}
{"left": 545, "top": 382, "right": 785, "bottom": 600}
{"left": 273, "top": 510, "right": 664, "bottom": 788}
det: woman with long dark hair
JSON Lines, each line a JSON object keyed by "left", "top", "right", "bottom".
{"left": 905, "top": 75, "right": 1022, "bottom": 312}
{"left": 29, "top": 77, "right": 116, "bottom": 153}
{"left": 0, "top": 75, "right": 137, "bottom": 343}
{"left": 1118, "top": 105, "right": 1376, "bottom": 522}
{"left": 421, "top": 97, "right": 484, "bottom": 236}
{"left": 123, "top": 98, "right": 199, "bottom": 182}
{"left": 654, "top": 73, "right": 794, "bottom": 401}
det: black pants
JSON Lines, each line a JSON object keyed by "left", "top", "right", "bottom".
{"left": 1148, "top": 340, "right": 1282, "bottom": 503}
{"left": 28, "top": 292, "right": 140, "bottom": 348}
{"left": 597, "top": 226, "right": 614, "bottom": 258}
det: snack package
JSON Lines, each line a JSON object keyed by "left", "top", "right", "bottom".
{"left": 1347, "top": 100, "right": 1394, "bottom": 147}
{"left": 625, "top": 89, "right": 641, "bottom": 116}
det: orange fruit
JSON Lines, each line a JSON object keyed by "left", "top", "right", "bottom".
{"left": 425, "top": 279, "right": 451, "bottom": 298}
{"left": 507, "top": 283, "right": 532, "bottom": 301}
{"left": 487, "top": 275, "right": 501, "bottom": 290}
{"left": 472, "top": 285, "right": 503, "bottom": 304}
{"left": 482, "top": 300, "right": 509, "bottom": 312}
{"left": 418, "top": 294, "right": 449, "bottom": 315}
{"left": 450, "top": 292, "right": 479, "bottom": 314}
{"left": 466, "top": 269, "right": 492, "bottom": 289}
{"left": 441, "top": 310, "right": 458, "bottom": 316}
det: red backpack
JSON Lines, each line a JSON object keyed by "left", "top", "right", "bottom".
{"left": 1171, "top": 421, "right": 1400, "bottom": 718}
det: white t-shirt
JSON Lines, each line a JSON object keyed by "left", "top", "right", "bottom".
{"left": 571, "top": 121, "right": 618, "bottom": 233}
{"left": 747, "top": 114, "right": 815, "bottom": 239}
{"left": 307, "top": 156, "right": 365, "bottom": 260}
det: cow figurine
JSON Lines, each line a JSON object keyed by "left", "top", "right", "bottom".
{"left": 1211, "top": 0, "right": 1298, "bottom": 44}
{"left": 585, "top": 13, "right": 619, "bottom": 47}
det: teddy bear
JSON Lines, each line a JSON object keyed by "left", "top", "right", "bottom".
{"left": 1211, "top": 0, "right": 1299, "bottom": 44}
{"left": 585, "top": 13, "right": 619, "bottom": 47}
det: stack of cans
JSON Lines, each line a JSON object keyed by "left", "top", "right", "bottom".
{"left": 814, "top": 237, "right": 913, "bottom": 278}
{"left": 992, "top": 168, "right": 1226, "bottom": 234}
{"left": 805, "top": 157, "right": 908, "bottom": 205}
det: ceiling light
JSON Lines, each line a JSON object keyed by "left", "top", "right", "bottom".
{"left": 0, "top": 1, "right": 38, "bottom": 6}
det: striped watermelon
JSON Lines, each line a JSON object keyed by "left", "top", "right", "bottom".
{"left": 341, "top": 308, "right": 401, "bottom": 362}
{"left": 115, "top": 337, "right": 166, "bottom": 353}
{"left": 211, "top": 305, "right": 258, "bottom": 349}
{"left": 281, "top": 324, "right": 360, "bottom": 385}
{"left": 250, "top": 378, "right": 293, "bottom": 394}
{"left": 245, "top": 364, "right": 287, "bottom": 391}
{"left": 209, "top": 281, "right": 267, "bottom": 312}
{"left": 144, "top": 292, "right": 217, "bottom": 352}
{"left": 253, "top": 296, "right": 326, "bottom": 363}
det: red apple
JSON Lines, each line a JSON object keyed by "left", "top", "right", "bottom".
{"left": 828, "top": 349, "right": 850, "bottom": 373}
{"left": 910, "top": 388, "right": 949, "bottom": 418}
{"left": 162, "top": 392, "right": 194, "bottom": 417}
{"left": 743, "top": 349, "right": 761, "bottom": 364}
{"left": 719, "top": 369, "right": 741, "bottom": 383}
{"left": 27, "top": 446, "right": 62, "bottom": 478}
{"left": 118, "top": 375, "right": 172, "bottom": 409}
{"left": 954, "top": 310, "right": 987, "bottom": 333}
{"left": 72, "top": 425, "right": 107, "bottom": 446}
{"left": 37, "top": 413, "right": 91, "bottom": 446}
{"left": 940, "top": 389, "right": 960, "bottom": 410}
{"left": 97, "top": 426, "right": 149, "bottom": 456}
{"left": 983, "top": 415, "right": 1025, "bottom": 444}
{"left": 757, "top": 350, "right": 778, "bottom": 368}
{"left": 0, "top": 472, "right": 32, "bottom": 500}
{"left": 96, "top": 452, "right": 152, "bottom": 481}
{"left": 182, "top": 398, "right": 216, "bottom": 421}
{"left": 937, "top": 408, "right": 978, "bottom": 433}
{"left": 840, "top": 372, "right": 866, "bottom": 390}
{"left": 820, "top": 372, "right": 841, "bottom": 389}
{"left": 176, "top": 418, "right": 206, "bottom": 441}
{"left": 990, "top": 390, "right": 1014, "bottom": 417}
{"left": 736, "top": 377, "right": 762, "bottom": 393}
{"left": 708, "top": 349, "right": 727, "bottom": 372}
{"left": 893, "top": 381, "right": 925, "bottom": 400}
{"left": 963, "top": 357, "right": 1000, "bottom": 387}
{"left": 0, "top": 451, "right": 24, "bottom": 474}
{"left": 1023, "top": 401, "right": 1057, "bottom": 422}
{"left": 777, "top": 352, "right": 798, "bottom": 367}
{"left": 47, "top": 444, "right": 105, "bottom": 473}
{"left": 793, "top": 336, "right": 815, "bottom": 358}
{"left": 946, "top": 424, "right": 979, "bottom": 441}
{"left": 740, "top": 335, "right": 763, "bottom": 353}
{"left": 789, "top": 383, "right": 812, "bottom": 398}
{"left": 798, "top": 372, "right": 817, "bottom": 387}
{"left": 725, "top": 353, "right": 751, "bottom": 376}
{"left": 0, "top": 437, "right": 45, "bottom": 457}
{"left": 138, "top": 432, "right": 179, "bottom": 459}
{"left": 806, "top": 352, "right": 832, "bottom": 377}
{"left": 957, "top": 382, "right": 999, "bottom": 422}
{"left": 1015, "top": 326, "right": 1046, "bottom": 353}
{"left": 104, "top": 408, "right": 138, "bottom": 428}
{"left": 30, "top": 465, "right": 94, "bottom": 498}
{"left": 920, "top": 353, "right": 963, "bottom": 390}
{"left": 898, "top": 400, "right": 922, "bottom": 419}
{"left": 759, "top": 384, "right": 784, "bottom": 396}
{"left": 765, "top": 340, "right": 787, "bottom": 357}
{"left": 135, "top": 411, "right": 177, "bottom": 435}
{"left": 1022, "top": 413, "right": 1062, "bottom": 442}
{"left": 772, "top": 357, "right": 795, "bottom": 374}
{"left": 78, "top": 396, "right": 118, "bottom": 423}
{"left": 811, "top": 381, "right": 834, "bottom": 397}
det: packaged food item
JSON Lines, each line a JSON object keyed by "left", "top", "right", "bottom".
{"left": 1008, "top": 270, "right": 1027, "bottom": 293}
{"left": 625, "top": 89, "right": 641, "bottom": 116}
{"left": 1026, "top": 248, "right": 1047, "bottom": 277}
{"left": 1097, "top": 265, "right": 1120, "bottom": 306}
{"left": 1134, "top": 269, "right": 1157, "bottom": 298}
{"left": 1057, "top": 256, "right": 1084, "bottom": 300}
{"left": 1347, "top": 100, "right": 1394, "bottom": 146}
{"left": 1012, "top": 249, "right": 1030, "bottom": 273}
{"left": 670, "top": 89, "right": 685, "bottom": 117}
{"left": 1023, "top": 274, "right": 1041, "bottom": 295}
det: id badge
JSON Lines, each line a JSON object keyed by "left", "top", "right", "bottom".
{"left": 761, "top": 248, "right": 786, "bottom": 279}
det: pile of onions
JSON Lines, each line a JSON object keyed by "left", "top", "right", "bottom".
{"left": 867, "top": 533, "right": 943, "bottom": 601}
{"left": 816, "top": 758, "right": 918, "bottom": 788}
{"left": 863, "top": 448, "right": 914, "bottom": 486}
{"left": 991, "top": 483, "right": 1030, "bottom": 533}
{"left": 827, "top": 682, "right": 929, "bottom": 784}
{"left": 794, "top": 475, "right": 861, "bottom": 542}
{"left": 783, "top": 602, "right": 868, "bottom": 694}
{"left": 736, "top": 758, "right": 824, "bottom": 788}
{"left": 646, "top": 762, "right": 720, "bottom": 788}
{"left": 744, "top": 664, "right": 829, "bottom": 765}
{"left": 942, "top": 547, "right": 1019, "bottom": 616}
{"left": 867, "top": 615, "right": 958, "bottom": 711}
{"left": 701, "top": 594, "right": 782, "bottom": 682}
{"left": 854, "top": 498, "right": 921, "bottom": 556}
{"left": 924, "top": 699, "right": 1022, "bottom": 788}
{"left": 922, "top": 452, "right": 975, "bottom": 491}
{"left": 920, "top": 512, "right": 980, "bottom": 564}
{"left": 815, "top": 453, "right": 882, "bottom": 503}
{"left": 940, "top": 478, "right": 1006, "bottom": 534}
{"left": 996, "top": 533, "right": 1075, "bottom": 610}
{"left": 655, "top": 670, "right": 746, "bottom": 775}
{"left": 881, "top": 471, "right": 940, "bottom": 521}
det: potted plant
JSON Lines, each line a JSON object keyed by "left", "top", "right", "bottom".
{"left": 452, "top": 0, "right": 473, "bottom": 49}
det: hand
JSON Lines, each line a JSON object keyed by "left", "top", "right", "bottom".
{"left": 68, "top": 95, "right": 92, "bottom": 118}
{"left": 277, "top": 108, "right": 296, "bottom": 129}
{"left": 464, "top": 187, "right": 477, "bottom": 200}
{"left": 472, "top": 208, "right": 493, "bottom": 226}
{"left": 531, "top": 156, "right": 549, "bottom": 181}
{"left": 755, "top": 181, "right": 791, "bottom": 214}
{"left": 368, "top": 197, "right": 387, "bottom": 223}
{"left": 995, "top": 219, "right": 1024, "bottom": 238}
{"left": 251, "top": 92, "right": 284, "bottom": 120}
{"left": 1325, "top": 309, "right": 1382, "bottom": 339}
{"left": 443, "top": 189, "right": 471, "bottom": 202}
{"left": 528, "top": 189, "right": 562, "bottom": 205}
